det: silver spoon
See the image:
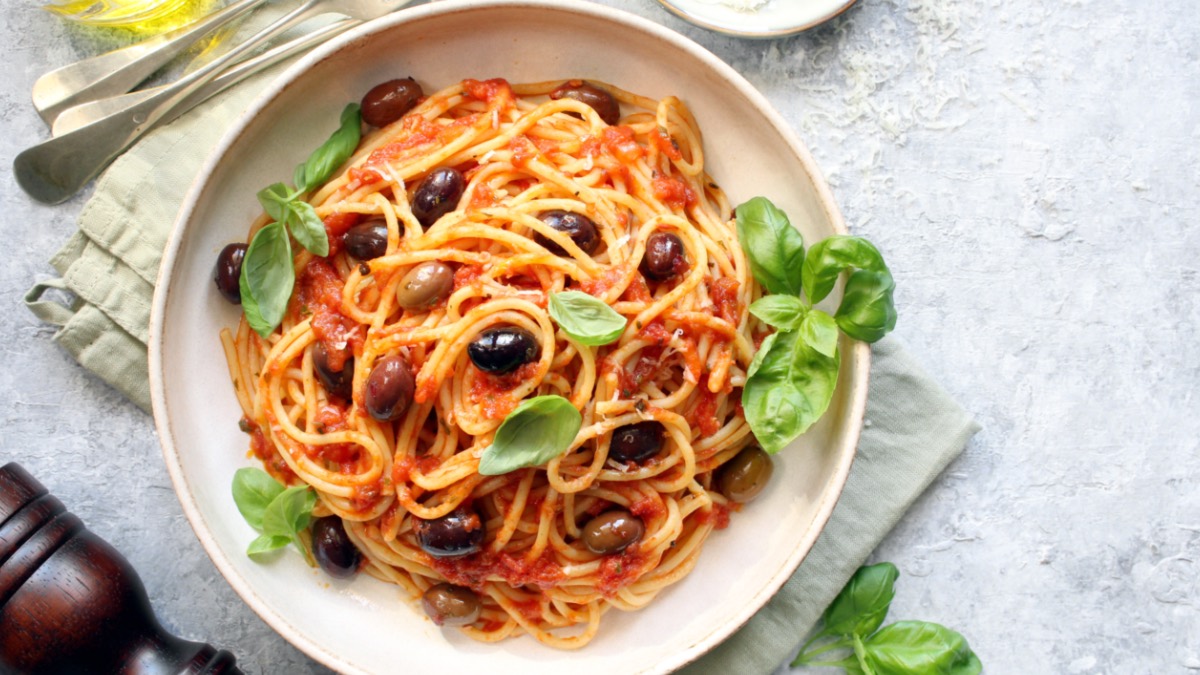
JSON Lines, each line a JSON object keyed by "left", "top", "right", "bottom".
{"left": 15, "top": 0, "right": 413, "bottom": 205}
{"left": 32, "top": 0, "right": 271, "bottom": 127}
{"left": 51, "top": 18, "right": 359, "bottom": 137}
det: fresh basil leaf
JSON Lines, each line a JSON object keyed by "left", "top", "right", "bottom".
{"left": 295, "top": 103, "right": 362, "bottom": 193}
{"left": 802, "top": 235, "right": 890, "bottom": 305}
{"left": 742, "top": 330, "right": 839, "bottom": 454}
{"left": 261, "top": 485, "right": 316, "bottom": 539}
{"left": 479, "top": 395, "right": 582, "bottom": 475}
{"left": 231, "top": 467, "right": 285, "bottom": 531}
{"left": 240, "top": 221, "right": 294, "bottom": 338}
{"left": 735, "top": 197, "right": 806, "bottom": 297}
{"left": 247, "top": 533, "right": 292, "bottom": 558}
{"left": 287, "top": 201, "right": 329, "bottom": 257}
{"left": 548, "top": 291, "right": 627, "bottom": 346}
{"left": 836, "top": 270, "right": 897, "bottom": 343}
{"left": 256, "top": 183, "right": 293, "bottom": 223}
{"left": 746, "top": 331, "right": 778, "bottom": 380}
{"left": 749, "top": 295, "right": 807, "bottom": 331}
{"left": 800, "top": 309, "right": 841, "bottom": 359}
{"left": 863, "top": 621, "right": 982, "bottom": 675}
{"left": 822, "top": 562, "right": 900, "bottom": 637}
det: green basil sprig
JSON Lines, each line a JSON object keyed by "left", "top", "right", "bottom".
{"left": 231, "top": 467, "right": 317, "bottom": 564}
{"left": 478, "top": 395, "right": 582, "bottom": 476}
{"left": 792, "top": 563, "right": 982, "bottom": 674}
{"left": 239, "top": 103, "right": 363, "bottom": 338}
{"left": 548, "top": 290, "right": 628, "bottom": 345}
{"left": 736, "top": 196, "right": 898, "bottom": 454}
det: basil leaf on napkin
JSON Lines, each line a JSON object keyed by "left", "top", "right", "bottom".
{"left": 549, "top": 291, "right": 627, "bottom": 345}
{"left": 479, "top": 395, "right": 582, "bottom": 475}
{"left": 821, "top": 563, "right": 899, "bottom": 637}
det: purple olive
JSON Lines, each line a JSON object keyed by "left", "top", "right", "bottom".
{"left": 609, "top": 421, "right": 664, "bottom": 464}
{"left": 467, "top": 326, "right": 540, "bottom": 374}
{"left": 314, "top": 343, "right": 353, "bottom": 401}
{"left": 414, "top": 506, "right": 485, "bottom": 557}
{"left": 344, "top": 219, "right": 389, "bottom": 260}
{"left": 214, "top": 243, "right": 247, "bottom": 304}
{"left": 312, "top": 516, "right": 363, "bottom": 579}
{"left": 361, "top": 77, "right": 423, "bottom": 127}
{"left": 535, "top": 210, "right": 599, "bottom": 256}
{"left": 549, "top": 81, "right": 621, "bottom": 125}
{"left": 411, "top": 168, "right": 464, "bottom": 228}
{"left": 365, "top": 354, "right": 414, "bottom": 421}
{"left": 641, "top": 232, "right": 688, "bottom": 281}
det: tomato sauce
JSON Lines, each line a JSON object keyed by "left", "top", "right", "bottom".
{"left": 470, "top": 362, "right": 541, "bottom": 419}
{"left": 596, "top": 551, "right": 648, "bottom": 597}
{"left": 296, "top": 259, "right": 364, "bottom": 372}
{"left": 709, "top": 277, "right": 740, "bottom": 324}
{"left": 698, "top": 501, "right": 733, "bottom": 530}
{"left": 687, "top": 378, "right": 722, "bottom": 438}
{"left": 429, "top": 549, "right": 564, "bottom": 592}
{"left": 322, "top": 212, "right": 361, "bottom": 258}
{"left": 652, "top": 174, "right": 696, "bottom": 209}
{"left": 580, "top": 264, "right": 628, "bottom": 297}
{"left": 462, "top": 78, "right": 514, "bottom": 107}
{"left": 650, "top": 127, "right": 682, "bottom": 161}
{"left": 600, "top": 126, "right": 642, "bottom": 163}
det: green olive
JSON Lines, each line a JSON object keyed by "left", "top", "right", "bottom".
{"left": 395, "top": 261, "right": 454, "bottom": 310}
{"left": 581, "top": 509, "right": 644, "bottom": 555}
{"left": 716, "top": 446, "right": 773, "bottom": 503}
{"left": 421, "top": 583, "right": 480, "bottom": 626}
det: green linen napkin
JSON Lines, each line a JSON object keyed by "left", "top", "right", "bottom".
{"left": 23, "top": 66, "right": 978, "bottom": 673}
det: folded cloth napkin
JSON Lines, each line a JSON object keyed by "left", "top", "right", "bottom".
{"left": 24, "top": 64, "right": 979, "bottom": 673}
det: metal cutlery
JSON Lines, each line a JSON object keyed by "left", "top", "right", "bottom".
{"left": 15, "top": 0, "right": 414, "bottom": 204}
{"left": 32, "top": 0, "right": 270, "bottom": 126}
{"left": 50, "top": 18, "right": 358, "bottom": 137}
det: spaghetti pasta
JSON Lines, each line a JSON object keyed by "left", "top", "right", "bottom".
{"left": 221, "top": 77, "right": 772, "bottom": 649}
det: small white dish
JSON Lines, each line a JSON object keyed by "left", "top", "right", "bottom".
{"left": 657, "top": 0, "right": 857, "bottom": 38}
{"left": 149, "top": 1, "right": 868, "bottom": 673}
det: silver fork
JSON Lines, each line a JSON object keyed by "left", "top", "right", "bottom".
{"left": 32, "top": 0, "right": 271, "bottom": 127}
{"left": 15, "top": 0, "right": 414, "bottom": 205}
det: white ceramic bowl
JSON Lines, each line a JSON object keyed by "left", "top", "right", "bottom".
{"left": 656, "top": 0, "right": 857, "bottom": 38}
{"left": 150, "top": 1, "right": 868, "bottom": 673}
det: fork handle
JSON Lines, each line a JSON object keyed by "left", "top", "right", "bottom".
{"left": 32, "top": 0, "right": 269, "bottom": 126}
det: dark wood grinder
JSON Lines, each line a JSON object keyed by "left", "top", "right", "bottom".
{"left": 0, "top": 462, "right": 242, "bottom": 674}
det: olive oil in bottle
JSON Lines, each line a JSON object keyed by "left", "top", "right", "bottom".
{"left": 43, "top": 0, "right": 217, "bottom": 34}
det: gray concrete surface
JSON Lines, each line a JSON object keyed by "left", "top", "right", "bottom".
{"left": 2, "top": 0, "right": 1197, "bottom": 673}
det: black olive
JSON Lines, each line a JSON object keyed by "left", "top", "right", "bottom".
{"left": 311, "top": 516, "right": 363, "bottom": 579}
{"left": 414, "top": 506, "right": 485, "bottom": 557}
{"left": 361, "top": 77, "right": 423, "bottom": 127}
{"left": 534, "top": 210, "right": 599, "bottom": 256}
{"left": 581, "top": 510, "right": 644, "bottom": 555}
{"left": 641, "top": 232, "right": 688, "bottom": 281}
{"left": 422, "top": 583, "right": 481, "bottom": 626}
{"left": 313, "top": 343, "right": 354, "bottom": 401}
{"left": 395, "top": 262, "right": 454, "bottom": 310}
{"left": 344, "top": 219, "right": 389, "bottom": 261}
{"left": 549, "top": 81, "right": 621, "bottom": 125}
{"left": 467, "top": 326, "right": 540, "bottom": 374}
{"left": 411, "top": 168, "right": 465, "bottom": 228}
{"left": 365, "top": 354, "right": 415, "bottom": 422}
{"left": 213, "top": 243, "right": 247, "bottom": 304}
{"left": 716, "top": 446, "right": 774, "bottom": 503}
{"left": 609, "top": 421, "right": 664, "bottom": 464}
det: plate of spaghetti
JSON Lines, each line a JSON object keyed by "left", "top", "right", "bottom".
{"left": 151, "top": 1, "right": 870, "bottom": 673}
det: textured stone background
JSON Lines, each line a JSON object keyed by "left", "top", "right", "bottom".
{"left": 2, "top": 0, "right": 1197, "bottom": 673}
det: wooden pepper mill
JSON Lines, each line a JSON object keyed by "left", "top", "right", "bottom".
{"left": 0, "top": 462, "right": 242, "bottom": 674}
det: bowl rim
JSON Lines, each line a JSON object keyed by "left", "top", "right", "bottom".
{"left": 655, "top": 0, "right": 858, "bottom": 39}
{"left": 148, "top": 1, "right": 869, "bottom": 672}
